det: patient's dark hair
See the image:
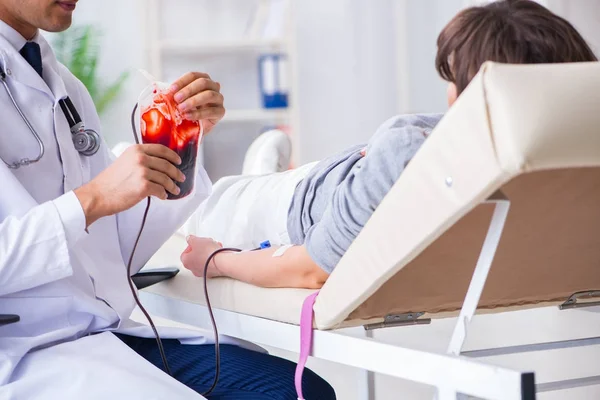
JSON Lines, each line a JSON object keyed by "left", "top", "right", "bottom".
{"left": 436, "top": 0, "right": 598, "bottom": 95}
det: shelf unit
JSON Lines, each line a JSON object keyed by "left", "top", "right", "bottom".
{"left": 222, "top": 108, "right": 291, "bottom": 123}
{"left": 143, "top": 0, "right": 298, "bottom": 180}
{"left": 158, "top": 39, "right": 288, "bottom": 56}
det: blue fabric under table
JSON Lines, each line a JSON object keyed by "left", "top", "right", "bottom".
{"left": 115, "top": 334, "right": 336, "bottom": 400}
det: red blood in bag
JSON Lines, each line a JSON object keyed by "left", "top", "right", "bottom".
{"left": 140, "top": 90, "right": 201, "bottom": 199}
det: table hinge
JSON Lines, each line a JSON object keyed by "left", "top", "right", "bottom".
{"left": 364, "top": 312, "right": 431, "bottom": 330}
{"left": 559, "top": 290, "right": 600, "bottom": 310}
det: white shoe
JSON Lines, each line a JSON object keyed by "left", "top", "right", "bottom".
{"left": 242, "top": 129, "right": 292, "bottom": 175}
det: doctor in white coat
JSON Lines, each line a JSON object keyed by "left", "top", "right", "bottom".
{"left": 0, "top": 0, "right": 335, "bottom": 399}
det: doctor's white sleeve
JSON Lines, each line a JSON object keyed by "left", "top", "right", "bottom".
{"left": 0, "top": 192, "right": 85, "bottom": 296}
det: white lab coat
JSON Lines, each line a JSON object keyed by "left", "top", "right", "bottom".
{"left": 0, "top": 24, "right": 241, "bottom": 400}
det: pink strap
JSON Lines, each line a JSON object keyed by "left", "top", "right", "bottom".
{"left": 295, "top": 291, "right": 319, "bottom": 400}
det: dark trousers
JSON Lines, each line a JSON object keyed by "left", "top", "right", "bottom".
{"left": 115, "top": 334, "right": 336, "bottom": 399}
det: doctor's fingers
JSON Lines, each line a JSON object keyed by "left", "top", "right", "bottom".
{"left": 172, "top": 74, "right": 220, "bottom": 104}
{"left": 142, "top": 169, "right": 180, "bottom": 197}
{"left": 142, "top": 156, "right": 186, "bottom": 183}
{"left": 184, "top": 105, "right": 226, "bottom": 124}
{"left": 136, "top": 144, "right": 181, "bottom": 165}
{"left": 170, "top": 71, "right": 211, "bottom": 93}
{"left": 177, "top": 89, "right": 224, "bottom": 114}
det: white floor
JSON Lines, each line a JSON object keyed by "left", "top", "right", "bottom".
{"left": 132, "top": 306, "right": 600, "bottom": 399}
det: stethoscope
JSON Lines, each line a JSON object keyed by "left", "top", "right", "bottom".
{"left": 0, "top": 65, "right": 100, "bottom": 169}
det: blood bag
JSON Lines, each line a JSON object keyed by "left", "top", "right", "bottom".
{"left": 137, "top": 81, "right": 204, "bottom": 200}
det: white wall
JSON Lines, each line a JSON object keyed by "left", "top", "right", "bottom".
{"left": 60, "top": 0, "right": 405, "bottom": 170}
{"left": 292, "top": 0, "right": 400, "bottom": 163}
{"left": 402, "top": 0, "right": 463, "bottom": 114}
{"left": 58, "top": 0, "right": 600, "bottom": 165}
{"left": 548, "top": 0, "right": 600, "bottom": 56}
{"left": 64, "top": 0, "right": 410, "bottom": 166}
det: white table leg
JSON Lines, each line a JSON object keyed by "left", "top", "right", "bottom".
{"left": 356, "top": 328, "right": 376, "bottom": 400}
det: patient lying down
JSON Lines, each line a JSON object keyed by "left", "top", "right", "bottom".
{"left": 181, "top": 0, "right": 597, "bottom": 289}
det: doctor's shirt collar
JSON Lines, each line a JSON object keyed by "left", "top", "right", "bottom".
{"left": 0, "top": 19, "right": 67, "bottom": 101}
{"left": 0, "top": 19, "right": 39, "bottom": 51}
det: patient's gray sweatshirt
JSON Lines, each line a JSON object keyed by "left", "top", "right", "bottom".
{"left": 287, "top": 113, "right": 443, "bottom": 274}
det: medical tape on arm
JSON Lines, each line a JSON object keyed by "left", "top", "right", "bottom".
{"left": 273, "top": 244, "right": 294, "bottom": 257}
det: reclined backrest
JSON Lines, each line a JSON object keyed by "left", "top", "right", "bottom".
{"left": 314, "top": 61, "right": 600, "bottom": 330}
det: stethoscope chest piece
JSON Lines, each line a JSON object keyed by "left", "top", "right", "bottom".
{"left": 61, "top": 98, "right": 100, "bottom": 157}
{"left": 72, "top": 127, "right": 100, "bottom": 156}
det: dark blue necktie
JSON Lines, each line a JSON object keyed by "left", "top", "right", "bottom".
{"left": 20, "top": 41, "right": 43, "bottom": 79}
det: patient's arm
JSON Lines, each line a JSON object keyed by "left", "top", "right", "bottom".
{"left": 217, "top": 246, "right": 328, "bottom": 289}
{"left": 180, "top": 235, "right": 329, "bottom": 289}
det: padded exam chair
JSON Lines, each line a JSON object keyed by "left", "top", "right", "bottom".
{"left": 140, "top": 61, "right": 600, "bottom": 400}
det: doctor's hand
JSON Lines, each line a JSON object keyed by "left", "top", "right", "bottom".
{"left": 74, "top": 144, "right": 185, "bottom": 227}
{"left": 170, "top": 72, "right": 225, "bottom": 134}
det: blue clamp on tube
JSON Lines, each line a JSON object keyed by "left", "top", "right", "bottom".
{"left": 260, "top": 240, "right": 272, "bottom": 249}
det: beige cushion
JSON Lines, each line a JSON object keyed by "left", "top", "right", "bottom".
{"left": 145, "top": 61, "right": 600, "bottom": 331}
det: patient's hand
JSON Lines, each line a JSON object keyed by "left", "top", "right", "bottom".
{"left": 180, "top": 235, "right": 224, "bottom": 278}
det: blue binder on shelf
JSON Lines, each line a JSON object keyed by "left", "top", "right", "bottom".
{"left": 258, "top": 53, "right": 289, "bottom": 109}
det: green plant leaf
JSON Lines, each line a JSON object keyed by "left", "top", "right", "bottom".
{"left": 52, "top": 23, "right": 129, "bottom": 116}
{"left": 96, "top": 70, "right": 130, "bottom": 115}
